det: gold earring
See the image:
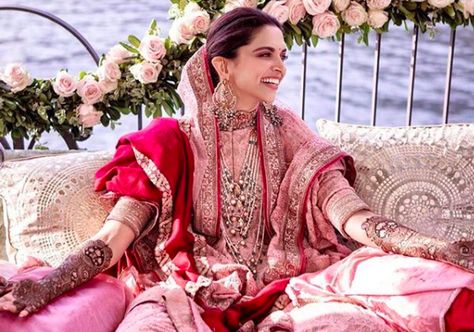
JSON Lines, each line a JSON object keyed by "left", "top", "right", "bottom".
{"left": 212, "top": 78, "right": 237, "bottom": 112}
{"left": 212, "top": 78, "right": 237, "bottom": 130}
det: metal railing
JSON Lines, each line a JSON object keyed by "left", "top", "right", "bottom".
{"left": 298, "top": 25, "right": 459, "bottom": 126}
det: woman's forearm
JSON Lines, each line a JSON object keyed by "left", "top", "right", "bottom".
{"left": 4, "top": 196, "right": 155, "bottom": 316}
{"left": 344, "top": 210, "right": 474, "bottom": 271}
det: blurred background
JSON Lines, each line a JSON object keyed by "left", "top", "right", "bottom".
{"left": 1, "top": 0, "right": 473, "bottom": 150}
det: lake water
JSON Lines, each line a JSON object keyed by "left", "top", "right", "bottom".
{"left": 1, "top": 0, "right": 473, "bottom": 150}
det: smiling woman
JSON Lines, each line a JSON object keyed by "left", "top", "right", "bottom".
{"left": 1, "top": 6, "right": 474, "bottom": 332}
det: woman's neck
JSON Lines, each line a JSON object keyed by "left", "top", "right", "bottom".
{"left": 235, "top": 101, "right": 260, "bottom": 113}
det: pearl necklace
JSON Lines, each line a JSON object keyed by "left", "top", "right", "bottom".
{"left": 220, "top": 129, "right": 266, "bottom": 275}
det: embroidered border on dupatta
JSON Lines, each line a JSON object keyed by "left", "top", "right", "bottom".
{"left": 187, "top": 49, "right": 222, "bottom": 238}
{"left": 264, "top": 143, "right": 346, "bottom": 282}
{"left": 132, "top": 146, "right": 176, "bottom": 276}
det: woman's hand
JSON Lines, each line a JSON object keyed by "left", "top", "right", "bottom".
{"left": 0, "top": 278, "right": 51, "bottom": 317}
{"left": 438, "top": 240, "right": 474, "bottom": 272}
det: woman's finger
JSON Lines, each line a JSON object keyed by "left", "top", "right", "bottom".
{"left": 18, "top": 309, "right": 29, "bottom": 317}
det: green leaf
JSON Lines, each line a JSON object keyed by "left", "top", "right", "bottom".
{"left": 162, "top": 100, "right": 174, "bottom": 116}
{"left": 148, "top": 19, "right": 158, "bottom": 35}
{"left": 289, "top": 23, "right": 302, "bottom": 35}
{"left": 119, "top": 42, "right": 140, "bottom": 54}
{"left": 398, "top": 4, "right": 415, "bottom": 20}
{"left": 79, "top": 71, "right": 88, "bottom": 80}
{"left": 128, "top": 35, "right": 141, "bottom": 48}
{"left": 311, "top": 35, "right": 319, "bottom": 47}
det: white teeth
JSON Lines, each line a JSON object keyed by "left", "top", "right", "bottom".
{"left": 261, "top": 78, "right": 280, "bottom": 85}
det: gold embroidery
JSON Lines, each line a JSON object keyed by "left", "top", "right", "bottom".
{"left": 106, "top": 196, "right": 154, "bottom": 237}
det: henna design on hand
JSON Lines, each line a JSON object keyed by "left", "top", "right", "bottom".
{"left": 361, "top": 216, "right": 445, "bottom": 259}
{"left": 362, "top": 216, "right": 474, "bottom": 272}
{"left": 11, "top": 239, "right": 112, "bottom": 314}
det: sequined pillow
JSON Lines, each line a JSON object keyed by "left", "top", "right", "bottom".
{"left": 0, "top": 151, "right": 114, "bottom": 267}
{"left": 316, "top": 120, "right": 474, "bottom": 242}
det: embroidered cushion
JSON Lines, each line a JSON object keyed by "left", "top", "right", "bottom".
{"left": 316, "top": 120, "right": 474, "bottom": 241}
{"left": 0, "top": 151, "right": 114, "bottom": 266}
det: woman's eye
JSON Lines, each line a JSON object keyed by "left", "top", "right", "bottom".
{"left": 259, "top": 53, "right": 271, "bottom": 57}
{"left": 281, "top": 54, "right": 289, "bottom": 61}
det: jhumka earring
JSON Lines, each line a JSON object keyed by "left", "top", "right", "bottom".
{"left": 212, "top": 78, "right": 237, "bottom": 130}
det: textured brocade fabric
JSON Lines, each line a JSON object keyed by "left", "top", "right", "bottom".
{"left": 0, "top": 151, "right": 115, "bottom": 267}
{"left": 317, "top": 120, "right": 474, "bottom": 242}
{"left": 105, "top": 196, "right": 155, "bottom": 238}
{"left": 316, "top": 162, "right": 370, "bottom": 238}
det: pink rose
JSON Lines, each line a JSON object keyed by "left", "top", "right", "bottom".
{"left": 288, "top": 0, "right": 307, "bottom": 25}
{"left": 76, "top": 104, "right": 103, "bottom": 128}
{"left": 263, "top": 0, "right": 290, "bottom": 24}
{"left": 367, "top": 9, "right": 389, "bottom": 28}
{"left": 97, "top": 59, "right": 121, "bottom": 82}
{"left": 460, "top": 0, "right": 474, "bottom": 17}
{"left": 302, "top": 0, "right": 331, "bottom": 15}
{"left": 106, "top": 44, "right": 133, "bottom": 64}
{"left": 342, "top": 1, "right": 368, "bottom": 27}
{"left": 367, "top": 0, "right": 391, "bottom": 10}
{"left": 223, "top": 0, "right": 258, "bottom": 12}
{"left": 169, "top": 18, "right": 195, "bottom": 45}
{"left": 332, "top": 0, "right": 350, "bottom": 12}
{"left": 183, "top": 4, "right": 211, "bottom": 35}
{"left": 129, "top": 62, "right": 163, "bottom": 84}
{"left": 52, "top": 70, "right": 77, "bottom": 97}
{"left": 428, "top": 0, "right": 454, "bottom": 8}
{"left": 99, "top": 79, "right": 118, "bottom": 94}
{"left": 312, "top": 10, "right": 340, "bottom": 38}
{"left": 139, "top": 35, "right": 166, "bottom": 63}
{"left": 77, "top": 76, "right": 103, "bottom": 105}
{"left": 1, "top": 63, "right": 32, "bottom": 93}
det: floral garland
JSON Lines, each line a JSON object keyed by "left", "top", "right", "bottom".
{"left": 0, "top": 0, "right": 473, "bottom": 145}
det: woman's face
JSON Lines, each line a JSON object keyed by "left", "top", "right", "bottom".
{"left": 226, "top": 25, "right": 288, "bottom": 110}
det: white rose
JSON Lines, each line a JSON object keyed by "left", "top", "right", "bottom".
{"left": 77, "top": 75, "right": 103, "bottom": 105}
{"left": 129, "top": 62, "right": 163, "bottom": 84}
{"left": 106, "top": 44, "right": 133, "bottom": 64}
{"left": 332, "top": 0, "right": 350, "bottom": 12}
{"left": 138, "top": 35, "right": 166, "bottom": 63}
{"left": 185, "top": 9, "right": 211, "bottom": 35}
{"left": 99, "top": 79, "right": 118, "bottom": 94}
{"left": 312, "top": 10, "right": 340, "bottom": 38}
{"left": 288, "top": 0, "right": 307, "bottom": 25}
{"left": 367, "top": 9, "right": 389, "bottom": 28}
{"left": 427, "top": 0, "right": 454, "bottom": 8}
{"left": 52, "top": 70, "right": 77, "bottom": 97}
{"left": 366, "top": 0, "right": 391, "bottom": 10}
{"left": 169, "top": 17, "right": 195, "bottom": 45}
{"left": 76, "top": 104, "right": 102, "bottom": 128}
{"left": 342, "top": 1, "right": 368, "bottom": 27}
{"left": 223, "top": 0, "right": 258, "bottom": 12}
{"left": 97, "top": 59, "right": 121, "bottom": 82}
{"left": 302, "top": 0, "right": 331, "bottom": 15}
{"left": 263, "top": 0, "right": 290, "bottom": 24}
{"left": 1, "top": 63, "right": 33, "bottom": 93}
{"left": 460, "top": 0, "right": 474, "bottom": 17}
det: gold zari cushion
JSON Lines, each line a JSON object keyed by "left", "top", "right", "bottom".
{"left": 0, "top": 151, "right": 114, "bottom": 267}
{"left": 317, "top": 120, "right": 474, "bottom": 242}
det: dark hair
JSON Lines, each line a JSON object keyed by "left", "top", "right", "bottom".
{"left": 206, "top": 7, "right": 284, "bottom": 88}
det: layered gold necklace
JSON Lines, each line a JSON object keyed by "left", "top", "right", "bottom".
{"left": 219, "top": 128, "right": 266, "bottom": 275}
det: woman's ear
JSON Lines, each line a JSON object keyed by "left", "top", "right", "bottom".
{"left": 211, "top": 56, "right": 230, "bottom": 81}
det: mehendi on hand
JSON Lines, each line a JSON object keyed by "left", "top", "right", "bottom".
{"left": 11, "top": 239, "right": 112, "bottom": 315}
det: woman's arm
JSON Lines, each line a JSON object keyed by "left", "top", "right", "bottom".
{"left": 344, "top": 210, "right": 474, "bottom": 271}
{"left": 0, "top": 196, "right": 155, "bottom": 317}
{"left": 317, "top": 167, "right": 474, "bottom": 272}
